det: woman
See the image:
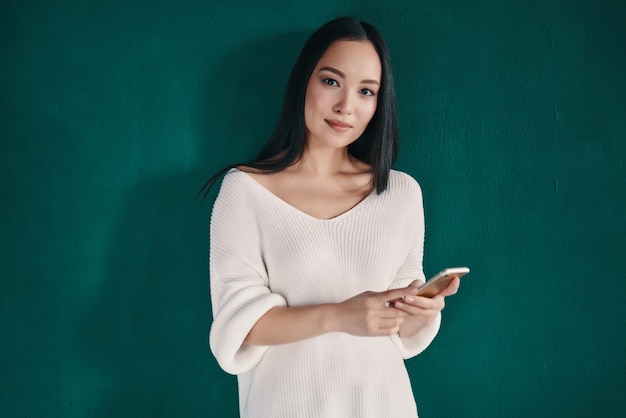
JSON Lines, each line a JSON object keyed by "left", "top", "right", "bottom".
{"left": 202, "top": 17, "right": 459, "bottom": 418}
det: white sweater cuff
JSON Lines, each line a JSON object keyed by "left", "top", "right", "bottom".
{"left": 210, "top": 291, "right": 287, "bottom": 375}
{"left": 389, "top": 313, "right": 441, "bottom": 359}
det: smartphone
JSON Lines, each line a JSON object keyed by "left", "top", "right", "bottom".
{"left": 417, "top": 267, "right": 470, "bottom": 297}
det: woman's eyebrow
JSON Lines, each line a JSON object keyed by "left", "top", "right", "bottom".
{"left": 318, "top": 66, "right": 380, "bottom": 85}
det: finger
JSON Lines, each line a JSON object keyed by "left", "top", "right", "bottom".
{"left": 390, "top": 300, "right": 422, "bottom": 316}
{"left": 373, "top": 326, "right": 400, "bottom": 336}
{"left": 377, "top": 318, "right": 404, "bottom": 333}
{"left": 408, "top": 279, "right": 425, "bottom": 288}
{"left": 397, "top": 294, "right": 444, "bottom": 311}
{"left": 437, "top": 277, "right": 460, "bottom": 297}
{"left": 379, "top": 287, "right": 417, "bottom": 303}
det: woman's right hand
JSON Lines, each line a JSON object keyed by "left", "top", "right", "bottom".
{"left": 334, "top": 287, "right": 419, "bottom": 337}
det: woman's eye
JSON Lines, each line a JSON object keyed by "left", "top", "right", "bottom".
{"left": 360, "top": 88, "right": 376, "bottom": 96}
{"left": 322, "top": 78, "right": 339, "bottom": 87}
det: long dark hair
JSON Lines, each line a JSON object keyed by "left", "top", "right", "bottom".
{"left": 198, "top": 17, "right": 399, "bottom": 201}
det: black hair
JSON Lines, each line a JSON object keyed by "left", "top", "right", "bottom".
{"left": 197, "top": 16, "right": 399, "bottom": 201}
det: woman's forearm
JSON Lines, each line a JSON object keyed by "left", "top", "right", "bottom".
{"left": 243, "top": 304, "right": 340, "bottom": 346}
{"left": 243, "top": 287, "right": 416, "bottom": 346}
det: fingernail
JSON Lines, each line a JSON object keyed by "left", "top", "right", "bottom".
{"left": 405, "top": 296, "right": 414, "bottom": 303}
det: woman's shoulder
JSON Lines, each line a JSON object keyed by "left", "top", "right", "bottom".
{"left": 388, "top": 169, "right": 422, "bottom": 193}
{"left": 378, "top": 169, "right": 424, "bottom": 210}
{"left": 218, "top": 167, "right": 282, "bottom": 203}
{"left": 219, "top": 167, "right": 247, "bottom": 187}
{"left": 214, "top": 167, "right": 258, "bottom": 203}
{"left": 211, "top": 168, "right": 267, "bottom": 220}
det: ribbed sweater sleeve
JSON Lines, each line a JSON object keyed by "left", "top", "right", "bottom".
{"left": 208, "top": 172, "right": 287, "bottom": 375}
{"left": 386, "top": 178, "right": 442, "bottom": 358}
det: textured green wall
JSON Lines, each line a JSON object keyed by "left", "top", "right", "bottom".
{"left": 1, "top": 0, "right": 624, "bottom": 417}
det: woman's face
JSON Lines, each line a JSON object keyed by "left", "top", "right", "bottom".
{"left": 304, "top": 40, "right": 382, "bottom": 150}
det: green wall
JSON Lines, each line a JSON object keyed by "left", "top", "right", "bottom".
{"left": 1, "top": 0, "right": 624, "bottom": 416}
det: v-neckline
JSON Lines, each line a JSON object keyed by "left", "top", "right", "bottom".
{"left": 233, "top": 169, "right": 377, "bottom": 222}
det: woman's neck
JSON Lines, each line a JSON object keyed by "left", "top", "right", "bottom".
{"left": 294, "top": 145, "right": 359, "bottom": 177}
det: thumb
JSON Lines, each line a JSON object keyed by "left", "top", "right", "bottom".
{"left": 408, "top": 279, "right": 425, "bottom": 288}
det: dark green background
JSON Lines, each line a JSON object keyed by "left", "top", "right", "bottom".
{"left": 2, "top": 0, "right": 625, "bottom": 416}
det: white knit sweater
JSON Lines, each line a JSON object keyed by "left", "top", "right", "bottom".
{"left": 209, "top": 169, "right": 441, "bottom": 418}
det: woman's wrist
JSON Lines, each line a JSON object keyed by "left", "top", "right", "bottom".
{"left": 320, "top": 303, "right": 342, "bottom": 334}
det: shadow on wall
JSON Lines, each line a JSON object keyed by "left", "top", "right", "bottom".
{"left": 197, "top": 31, "right": 311, "bottom": 167}
{"left": 75, "top": 32, "right": 308, "bottom": 417}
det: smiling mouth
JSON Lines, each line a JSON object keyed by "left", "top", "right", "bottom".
{"left": 325, "top": 119, "right": 352, "bottom": 132}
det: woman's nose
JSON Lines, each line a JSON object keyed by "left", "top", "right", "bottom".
{"left": 333, "top": 92, "right": 354, "bottom": 115}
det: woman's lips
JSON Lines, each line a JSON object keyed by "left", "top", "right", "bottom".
{"left": 325, "top": 119, "right": 352, "bottom": 132}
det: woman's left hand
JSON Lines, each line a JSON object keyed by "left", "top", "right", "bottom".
{"left": 391, "top": 277, "right": 460, "bottom": 337}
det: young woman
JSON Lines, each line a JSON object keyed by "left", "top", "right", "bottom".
{"left": 202, "top": 17, "right": 460, "bottom": 418}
